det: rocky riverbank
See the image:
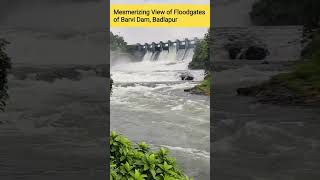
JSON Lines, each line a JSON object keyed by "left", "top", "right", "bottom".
{"left": 237, "top": 32, "right": 320, "bottom": 106}
{"left": 212, "top": 60, "right": 320, "bottom": 180}
{"left": 184, "top": 73, "right": 211, "bottom": 96}
{"left": 9, "top": 64, "right": 109, "bottom": 82}
{"left": 237, "top": 71, "right": 320, "bottom": 106}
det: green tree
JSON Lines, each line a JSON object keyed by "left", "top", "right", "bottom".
{"left": 110, "top": 32, "right": 128, "bottom": 51}
{"left": 188, "top": 31, "right": 212, "bottom": 71}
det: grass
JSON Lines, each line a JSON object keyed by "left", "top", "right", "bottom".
{"left": 238, "top": 31, "right": 320, "bottom": 105}
{"left": 268, "top": 34, "right": 320, "bottom": 104}
{"left": 194, "top": 73, "right": 211, "bottom": 96}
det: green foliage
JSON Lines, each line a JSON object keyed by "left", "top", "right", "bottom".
{"left": 110, "top": 32, "right": 128, "bottom": 51}
{"left": 270, "top": 31, "right": 320, "bottom": 102}
{"left": 195, "top": 73, "right": 211, "bottom": 96}
{"left": 0, "top": 39, "right": 11, "bottom": 111}
{"left": 250, "top": 0, "right": 320, "bottom": 28}
{"left": 188, "top": 32, "right": 211, "bottom": 70}
{"left": 110, "top": 131, "right": 193, "bottom": 180}
{"left": 303, "top": 31, "right": 320, "bottom": 59}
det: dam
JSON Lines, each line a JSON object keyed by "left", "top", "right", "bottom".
{"left": 126, "top": 38, "right": 200, "bottom": 61}
{"left": 126, "top": 26, "right": 303, "bottom": 63}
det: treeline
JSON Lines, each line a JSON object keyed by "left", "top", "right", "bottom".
{"left": 250, "top": 0, "right": 320, "bottom": 28}
{"left": 236, "top": 0, "right": 320, "bottom": 105}
{"left": 188, "top": 31, "right": 212, "bottom": 71}
{"left": 110, "top": 32, "right": 128, "bottom": 51}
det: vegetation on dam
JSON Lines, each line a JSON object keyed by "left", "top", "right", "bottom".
{"left": 0, "top": 39, "right": 11, "bottom": 111}
{"left": 110, "top": 131, "right": 193, "bottom": 180}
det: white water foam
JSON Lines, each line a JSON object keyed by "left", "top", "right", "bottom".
{"left": 111, "top": 47, "right": 202, "bottom": 83}
{"left": 111, "top": 44, "right": 210, "bottom": 179}
{"left": 160, "top": 145, "right": 210, "bottom": 159}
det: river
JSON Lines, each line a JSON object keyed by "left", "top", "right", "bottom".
{"left": 110, "top": 47, "right": 210, "bottom": 179}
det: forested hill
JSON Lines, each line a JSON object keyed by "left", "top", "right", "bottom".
{"left": 250, "top": 0, "right": 320, "bottom": 28}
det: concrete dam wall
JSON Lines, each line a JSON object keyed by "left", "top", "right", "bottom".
{"left": 127, "top": 38, "right": 200, "bottom": 61}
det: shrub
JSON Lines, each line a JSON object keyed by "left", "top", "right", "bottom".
{"left": 188, "top": 32, "right": 211, "bottom": 71}
{"left": 267, "top": 31, "right": 320, "bottom": 102}
{"left": 110, "top": 32, "right": 128, "bottom": 51}
{"left": 194, "top": 73, "right": 211, "bottom": 96}
{"left": 110, "top": 131, "right": 193, "bottom": 180}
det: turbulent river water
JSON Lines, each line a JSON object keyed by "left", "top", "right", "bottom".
{"left": 110, "top": 47, "right": 210, "bottom": 179}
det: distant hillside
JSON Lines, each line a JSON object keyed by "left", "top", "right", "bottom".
{"left": 250, "top": 0, "right": 320, "bottom": 28}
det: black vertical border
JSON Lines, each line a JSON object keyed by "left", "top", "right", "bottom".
{"left": 106, "top": 0, "right": 111, "bottom": 179}
{"left": 210, "top": 0, "right": 214, "bottom": 179}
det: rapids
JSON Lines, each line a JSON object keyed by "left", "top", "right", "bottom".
{"left": 111, "top": 46, "right": 210, "bottom": 179}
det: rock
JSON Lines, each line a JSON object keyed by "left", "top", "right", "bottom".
{"left": 241, "top": 46, "right": 269, "bottom": 60}
{"left": 35, "top": 68, "right": 81, "bottom": 82}
{"left": 237, "top": 87, "right": 258, "bottom": 96}
{"left": 228, "top": 47, "right": 242, "bottom": 59}
{"left": 224, "top": 35, "right": 270, "bottom": 60}
{"left": 184, "top": 87, "right": 206, "bottom": 95}
{"left": 179, "top": 72, "right": 194, "bottom": 81}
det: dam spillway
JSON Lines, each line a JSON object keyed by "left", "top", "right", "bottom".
{"left": 126, "top": 38, "right": 200, "bottom": 62}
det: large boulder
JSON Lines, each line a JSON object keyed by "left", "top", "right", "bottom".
{"left": 240, "top": 46, "right": 269, "bottom": 60}
{"left": 228, "top": 47, "right": 242, "bottom": 59}
{"left": 179, "top": 72, "right": 194, "bottom": 81}
{"left": 224, "top": 34, "right": 269, "bottom": 60}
